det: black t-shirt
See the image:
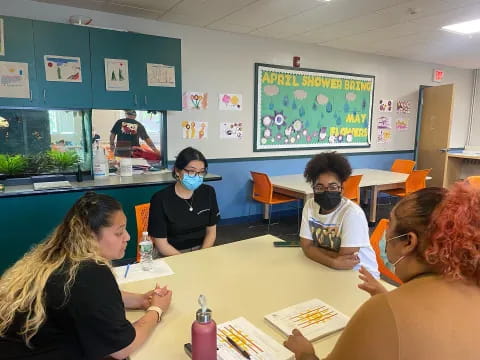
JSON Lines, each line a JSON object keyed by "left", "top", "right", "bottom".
{"left": 111, "top": 118, "right": 148, "bottom": 157}
{"left": 0, "top": 261, "right": 135, "bottom": 359}
{"left": 148, "top": 184, "right": 220, "bottom": 250}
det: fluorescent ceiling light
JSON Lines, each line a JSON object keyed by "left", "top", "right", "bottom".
{"left": 442, "top": 18, "right": 480, "bottom": 34}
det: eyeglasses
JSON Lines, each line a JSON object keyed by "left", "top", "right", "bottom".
{"left": 183, "top": 168, "right": 207, "bottom": 178}
{"left": 312, "top": 183, "right": 341, "bottom": 193}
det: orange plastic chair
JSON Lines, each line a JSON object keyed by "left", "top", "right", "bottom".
{"left": 250, "top": 171, "right": 299, "bottom": 233}
{"left": 466, "top": 176, "right": 480, "bottom": 187}
{"left": 343, "top": 175, "right": 363, "bottom": 204}
{"left": 370, "top": 219, "right": 403, "bottom": 284}
{"left": 383, "top": 169, "right": 431, "bottom": 198}
{"left": 390, "top": 159, "right": 416, "bottom": 174}
{"left": 134, "top": 203, "right": 150, "bottom": 262}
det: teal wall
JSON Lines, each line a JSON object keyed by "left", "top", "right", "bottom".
{"left": 0, "top": 184, "right": 166, "bottom": 274}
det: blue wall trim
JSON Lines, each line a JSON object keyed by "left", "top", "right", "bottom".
{"left": 202, "top": 151, "right": 414, "bottom": 220}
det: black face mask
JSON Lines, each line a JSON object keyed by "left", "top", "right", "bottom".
{"left": 314, "top": 191, "right": 342, "bottom": 211}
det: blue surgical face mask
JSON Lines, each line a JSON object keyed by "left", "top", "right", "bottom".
{"left": 181, "top": 173, "right": 203, "bottom": 191}
{"left": 380, "top": 233, "right": 408, "bottom": 274}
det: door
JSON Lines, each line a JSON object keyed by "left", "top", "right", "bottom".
{"left": 90, "top": 29, "right": 137, "bottom": 109}
{"left": 0, "top": 16, "right": 39, "bottom": 108}
{"left": 33, "top": 20, "right": 92, "bottom": 109}
{"left": 416, "top": 84, "right": 454, "bottom": 187}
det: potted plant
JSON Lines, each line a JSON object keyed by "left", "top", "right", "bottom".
{"left": 26, "top": 152, "right": 56, "bottom": 175}
{"left": 47, "top": 150, "right": 80, "bottom": 172}
{"left": 0, "top": 154, "right": 28, "bottom": 177}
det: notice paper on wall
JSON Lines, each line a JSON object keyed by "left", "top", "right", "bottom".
{"left": 182, "top": 121, "right": 208, "bottom": 139}
{"left": 0, "top": 18, "right": 5, "bottom": 56}
{"left": 147, "top": 63, "right": 175, "bottom": 87}
{"left": 183, "top": 91, "right": 208, "bottom": 110}
{"left": 396, "top": 100, "right": 411, "bottom": 114}
{"left": 217, "top": 317, "right": 294, "bottom": 360}
{"left": 220, "top": 122, "right": 243, "bottom": 140}
{"left": 44, "top": 55, "right": 82, "bottom": 82}
{"left": 377, "top": 129, "right": 392, "bottom": 144}
{"left": 396, "top": 118, "right": 409, "bottom": 131}
{"left": 105, "top": 58, "right": 129, "bottom": 91}
{"left": 377, "top": 116, "right": 392, "bottom": 129}
{"left": 219, "top": 93, "right": 243, "bottom": 111}
{"left": 0, "top": 61, "right": 30, "bottom": 98}
{"left": 379, "top": 99, "right": 393, "bottom": 112}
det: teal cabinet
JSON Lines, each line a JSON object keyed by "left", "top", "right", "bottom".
{"left": 130, "top": 33, "right": 182, "bottom": 110}
{"left": 91, "top": 30, "right": 182, "bottom": 110}
{"left": 90, "top": 29, "right": 137, "bottom": 109}
{"left": 0, "top": 16, "right": 182, "bottom": 111}
{"left": 0, "top": 16, "right": 39, "bottom": 108}
{"left": 33, "top": 20, "right": 92, "bottom": 109}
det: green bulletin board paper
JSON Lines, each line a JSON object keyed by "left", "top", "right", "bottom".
{"left": 254, "top": 63, "right": 374, "bottom": 151}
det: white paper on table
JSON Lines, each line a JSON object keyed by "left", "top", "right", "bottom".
{"left": 217, "top": 317, "right": 294, "bottom": 360}
{"left": 115, "top": 259, "right": 174, "bottom": 284}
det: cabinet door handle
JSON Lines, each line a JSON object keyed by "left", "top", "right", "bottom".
{"left": 43, "top": 89, "right": 46, "bottom": 102}
{"left": 134, "top": 94, "right": 138, "bottom": 105}
{"left": 144, "top": 95, "right": 148, "bottom": 105}
{"left": 30, "top": 90, "right": 32, "bottom": 101}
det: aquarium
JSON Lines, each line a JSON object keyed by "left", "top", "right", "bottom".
{"left": 0, "top": 109, "right": 91, "bottom": 179}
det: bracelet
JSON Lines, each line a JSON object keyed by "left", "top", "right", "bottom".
{"left": 147, "top": 306, "right": 163, "bottom": 323}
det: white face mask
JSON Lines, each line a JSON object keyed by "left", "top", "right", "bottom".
{"left": 380, "top": 233, "right": 408, "bottom": 274}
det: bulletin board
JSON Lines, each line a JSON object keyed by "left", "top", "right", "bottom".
{"left": 254, "top": 63, "right": 375, "bottom": 152}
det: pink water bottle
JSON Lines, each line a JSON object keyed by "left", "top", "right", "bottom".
{"left": 192, "top": 295, "right": 217, "bottom": 360}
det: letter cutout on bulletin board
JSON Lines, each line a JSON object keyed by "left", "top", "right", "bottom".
{"left": 254, "top": 64, "right": 374, "bottom": 151}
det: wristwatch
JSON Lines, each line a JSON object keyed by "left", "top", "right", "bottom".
{"left": 147, "top": 306, "right": 163, "bottom": 323}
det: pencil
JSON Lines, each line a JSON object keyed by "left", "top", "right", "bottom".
{"left": 226, "top": 336, "right": 250, "bottom": 359}
{"left": 124, "top": 263, "right": 131, "bottom": 278}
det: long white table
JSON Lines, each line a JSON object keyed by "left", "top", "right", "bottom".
{"left": 270, "top": 168, "right": 414, "bottom": 223}
{"left": 121, "top": 235, "right": 393, "bottom": 359}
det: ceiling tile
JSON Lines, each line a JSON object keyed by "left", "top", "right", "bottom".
{"left": 207, "top": 0, "right": 321, "bottom": 29}
{"left": 161, "top": 0, "right": 259, "bottom": 27}
{"left": 112, "top": 0, "right": 181, "bottom": 12}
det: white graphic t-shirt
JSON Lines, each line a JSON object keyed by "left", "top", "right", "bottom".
{"left": 300, "top": 197, "right": 379, "bottom": 278}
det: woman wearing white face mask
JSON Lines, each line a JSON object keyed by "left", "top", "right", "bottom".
{"left": 149, "top": 147, "right": 220, "bottom": 256}
{"left": 285, "top": 183, "right": 480, "bottom": 360}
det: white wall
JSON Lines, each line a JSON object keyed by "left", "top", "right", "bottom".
{"left": 0, "top": 0, "right": 473, "bottom": 159}
{"left": 468, "top": 70, "right": 480, "bottom": 146}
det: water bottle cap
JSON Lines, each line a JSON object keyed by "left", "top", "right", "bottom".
{"left": 196, "top": 308, "right": 212, "bottom": 323}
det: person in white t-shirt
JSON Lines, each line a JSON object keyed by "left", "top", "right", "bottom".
{"left": 300, "top": 152, "right": 379, "bottom": 278}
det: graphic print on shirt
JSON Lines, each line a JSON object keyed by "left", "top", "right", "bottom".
{"left": 121, "top": 121, "right": 138, "bottom": 135}
{"left": 309, "top": 217, "right": 341, "bottom": 252}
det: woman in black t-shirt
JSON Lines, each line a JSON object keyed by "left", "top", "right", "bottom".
{"left": 148, "top": 147, "right": 220, "bottom": 256}
{"left": 0, "top": 192, "right": 172, "bottom": 359}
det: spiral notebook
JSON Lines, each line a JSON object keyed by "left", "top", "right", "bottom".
{"left": 264, "top": 299, "right": 350, "bottom": 342}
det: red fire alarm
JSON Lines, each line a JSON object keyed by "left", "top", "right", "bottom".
{"left": 433, "top": 69, "right": 444, "bottom": 82}
{"left": 293, "top": 56, "right": 301, "bottom": 68}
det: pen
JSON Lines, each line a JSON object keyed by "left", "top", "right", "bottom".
{"left": 226, "top": 336, "right": 251, "bottom": 359}
{"left": 124, "top": 263, "right": 130, "bottom": 279}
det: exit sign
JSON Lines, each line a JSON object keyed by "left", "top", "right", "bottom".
{"left": 433, "top": 69, "right": 444, "bottom": 82}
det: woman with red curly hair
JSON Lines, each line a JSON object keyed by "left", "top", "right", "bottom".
{"left": 285, "top": 182, "right": 480, "bottom": 360}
